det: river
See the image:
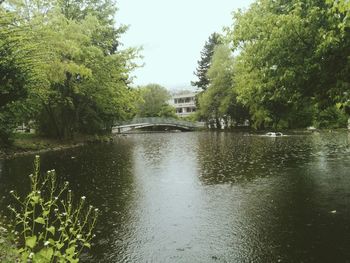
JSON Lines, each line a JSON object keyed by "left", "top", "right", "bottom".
{"left": 1, "top": 131, "right": 350, "bottom": 262}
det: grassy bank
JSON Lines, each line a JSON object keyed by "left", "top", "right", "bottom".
{"left": 0, "top": 218, "right": 18, "bottom": 262}
{"left": 0, "top": 133, "right": 114, "bottom": 159}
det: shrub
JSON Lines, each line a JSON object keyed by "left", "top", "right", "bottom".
{"left": 314, "top": 105, "right": 348, "bottom": 129}
{"left": 8, "top": 155, "right": 98, "bottom": 262}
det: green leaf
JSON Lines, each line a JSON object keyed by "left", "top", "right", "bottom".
{"left": 67, "top": 256, "right": 79, "bottom": 263}
{"left": 83, "top": 242, "right": 91, "bottom": 248}
{"left": 25, "top": 235, "right": 37, "bottom": 249}
{"left": 54, "top": 250, "right": 62, "bottom": 257}
{"left": 21, "top": 251, "right": 29, "bottom": 261}
{"left": 34, "top": 217, "right": 46, "bottom": 224}
{"left": 24, "top": 211, "right": 33, "bottom": 216}
{"left": 43, "top": 209, "right": 50, "bottom": 216}
{"left": 47, "top": 226, "right": 55, "bottom": 235}
{"left": 69, "top": 227, "right": 77, "bottom": 235}
{"left": 65, "top": 246, "right": 75, "bottom": 256}
{"left": 31, "top": 195, "right": 40, "bottom": 203}
{"left": 36, "top": 247, "right": 54, "bottom": 260}
{"left": 56, "top": 242, "right": 64, "bottom": 250}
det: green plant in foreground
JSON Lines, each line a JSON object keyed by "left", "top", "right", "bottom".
{"left": 8, "top": 155, "right": 98, "bottom": 262}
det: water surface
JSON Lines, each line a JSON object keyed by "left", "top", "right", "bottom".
{"left": 1, "top": 132, "right": 350, "bottom": 262}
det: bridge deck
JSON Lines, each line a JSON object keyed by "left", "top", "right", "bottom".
{"left": 113, "top": 117, "right": 200, "bottom": 133}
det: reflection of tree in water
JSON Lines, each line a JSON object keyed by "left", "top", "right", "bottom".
{"left": 0, "top": 156, "right": 34, "bottom": 210}
{"left": 310, "top": 132, "right": 350, "bottom": 163}
{"left": 195, "top": 132, "right": 350, "bottom": 262}
{"left": 133, "top": 135, "right": 169, "bottom": 167}
{"left": 196, "top": 132, "right": 315, "bottom": 185}
{"left": 132, "top": 133, "right": 200, "bottom": 169}
{"left": 72, "top": 140, "right": 136, "bottom": 262}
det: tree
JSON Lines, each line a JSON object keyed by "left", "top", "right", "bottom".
{"left": 197, "top": 45, "right": 248, "bottom": 128}
{"left": 225, "top": 0, "right": 348, "bottom": 129}
{"left": 56, "top": 0, "right": 128, "bottom": 55}
{"left": 0, "top": 7, "right": 42, "bottom": 145}
{"left": 1, "top": 0, "right": 139, "bottom": 139}
{"left": 136, "top": 84, "right": 176, "bottom": 118}
{"left": 35, "top": 13, "right": 137, "bottom": 138}
{"left": 191, "top": 32, "right": 222, "bottom": 91}
{"left": 324, "top": 0, "right": 350, "bottom": 124}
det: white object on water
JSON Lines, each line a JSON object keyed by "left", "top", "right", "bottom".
{"left": 307, "top": 126, "right": 317, "bottom": 131}
{"left": 266, "top": 132, "right": 283, "bottom": 137}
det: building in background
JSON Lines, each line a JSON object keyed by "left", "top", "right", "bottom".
{"left": 169, "top": 92, "right": 197, "bottom": 118}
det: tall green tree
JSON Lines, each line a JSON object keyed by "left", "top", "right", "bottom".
{"left": 34, "top": 12, "right": 136, "bottom": 138}
{"left": 0, "top": 6, "right": 43, "bottom": 144}
{"left": 56, "top": 0, "right": 128, "bottom": 54}
{"left": 226, "top": 0, "right": 348, "bottom": 129}
{"left": 0, "top": 0, "right": 138, "bottom": 140}
{"left": 325, "top": 0, "right": 350, "bottom": 122}
{"left": 136, "top": 84, "right": 176, "bottom": 118}
{"left": 198, "top": 45, "right": 248, "bottom": 128}
{"left": 191, "top": 32, "right": 222, "bottom": 91}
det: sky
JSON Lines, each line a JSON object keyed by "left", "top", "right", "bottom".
{"left": 117, "top": 0, "right": 254, "bottom": 91}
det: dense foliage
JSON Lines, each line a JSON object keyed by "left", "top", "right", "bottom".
{"left": 196, "top": 0, "right": 350, "bottom": 130}
{"left": 135, "top": 84, "right": 176, "bottom": 118}
{"left": 0, "top": 0, "right": 138, "bottom": 144}
{"left": 197, "top": 45, "right": 249, "bottom": 128}
{"left": 0, "top": 8, "right": 38, "bottom": 144}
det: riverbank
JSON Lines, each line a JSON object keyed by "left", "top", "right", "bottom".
{"left": 0, "top": 133, "right": 114, "bottom": 160}
{"left": 0, "top": 217, "right": 18, "bottom": 262}
{"left": 2, "top": 128, "right": 348, "bottom": 159}
{"left": 203, "top": 127, "right": 350, "bottom": 136}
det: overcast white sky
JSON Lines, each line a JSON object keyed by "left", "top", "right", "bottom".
{"left": 117, "top": 0, "right": 254, "bottom": 90}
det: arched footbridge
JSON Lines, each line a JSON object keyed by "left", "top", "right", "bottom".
{"left": 112, "top": 117, "right": 202, "bottom": 133}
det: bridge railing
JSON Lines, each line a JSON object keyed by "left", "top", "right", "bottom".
{"left": 114, "top": 117, "right": 199, "bottom": 128}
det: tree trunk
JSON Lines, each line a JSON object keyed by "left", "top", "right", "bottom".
{"left": 43, "top": 103, "right": 62, "bottom": 139}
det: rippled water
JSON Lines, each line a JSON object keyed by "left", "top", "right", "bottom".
{"left": 1, "top": 131, "right": 350, "bottom": 262}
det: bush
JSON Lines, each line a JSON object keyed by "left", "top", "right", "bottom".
{"left": 314, "top": 105, "right": 348, "bottom": 129}
{"left": 8, "top": 155, "right": 98, "bottom": 262}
